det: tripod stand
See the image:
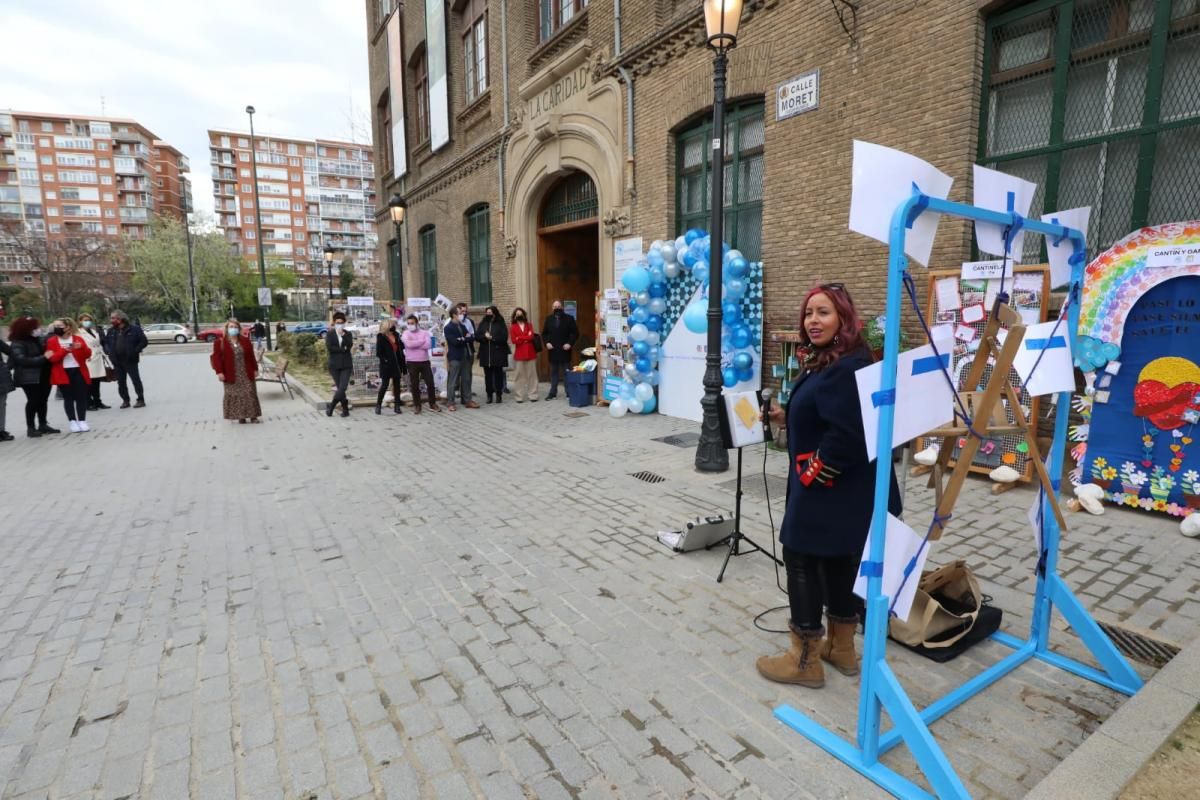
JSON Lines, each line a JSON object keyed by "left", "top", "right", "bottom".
{"left": 711, "top": 444, "right": 783, "bottom": 582}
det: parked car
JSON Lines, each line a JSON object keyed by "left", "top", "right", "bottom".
{"left": 144, "top": 323, "right": 194, "bottom": 344}
{"left": 289, "top": 321, "right": 328, "bottom": 336}
{"left": 196, "top": 323, "right": 253, "bottom": 343}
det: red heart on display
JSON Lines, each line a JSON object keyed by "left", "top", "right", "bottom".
{"left": 1133, "top": 380, "right": 1200, "bottom": 430}
{"left": 1142, "top": 460, "right": 1154, "bottom": 467}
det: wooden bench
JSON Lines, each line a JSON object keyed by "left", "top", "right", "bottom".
{"left": 257, "top": 356, "right": 295, "bottom": 400}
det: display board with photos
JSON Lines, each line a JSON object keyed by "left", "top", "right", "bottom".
{"left": 596, "top": 288, "right": 631, "bottom": 402}
{"left": 915, "top": 264, "right": 1051, "bottom": 482}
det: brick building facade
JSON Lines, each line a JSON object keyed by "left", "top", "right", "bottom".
{"left": 365, "top": 0, "right": 1199, "bottom": 357}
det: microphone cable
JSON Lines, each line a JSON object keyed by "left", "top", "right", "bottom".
{"left": 752, "top": 392, "right": 791, "bottom": 635}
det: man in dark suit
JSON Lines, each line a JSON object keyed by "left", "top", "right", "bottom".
{"left": 325, "top": 312, "right": 354, "bottom": 417}
{"left": 541, "top": 300, "right": 578, "bottom": 400}
{"left": 103, "top": 309, "right": 148, "bottom": 408}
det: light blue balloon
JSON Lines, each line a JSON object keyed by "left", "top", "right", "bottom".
{"left": 648, "top": 345, "right": 660, "bottom": 363}
{"left": 640, "top": 394, "right": 657, "bottom": 414}
{"left": 685, "top": 228, "right": 704, "bottom": 244}
{"left": 693, "top": 263, "right": 709, "bottom": 285}
{"left": 689, "top": 239, "right": 707, "bottom": 264}
{"left": 731, "top": 325, "right": 752, "bottom": 349}
{"left": 632, "top": 340, "right": 649, "bottom": 357}
{"left": 683, "top": 299, "right": 708, "bottom": 333}
{"left": 646, "top": 331, "right": 660, "bottom": 346}
{"left": 648, "top": 297, "right": 667, "bottom": 316}
{"left": 724, "top": 278, "right": 747, "bottom": 300}
{"left": 631, "top": 306, "right": 649, "bottom": 324}
{"left": 724, "top": 248, "right": 744, "bottom": 267}
{"left": 726, "top": 255, "right": 749, "bottom": 279}
{"left": 622, "top": 265, "right": 651, "bottom": 294}
{"left": 732, "top": 351, "right": 753, "bottom": 371}
{"left": 647, "top": 369, "right": 661, "bottom": 386}
{"left": 647, "top": 250, "right": 665, "bottom": 269}
{"left": 635, "top": 357, "right": 651, "bottom": 374}
{"left": 629, "top": 323, "right": 649, "bottom": 341}
{"left": 650, "top": 265, "right": 667, "bottom": 285}
{"left": 723, "top": 367, "right": 738, "bottom": 388}
{"left": 619, "top": 381, "right": 636, "bottom": 399}
{"left": 634, "top": 382, "right": 654, "bottom": 403}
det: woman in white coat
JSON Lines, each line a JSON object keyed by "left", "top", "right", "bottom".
{"left": 77, "top": 313, "right": 111, "bottom": 410}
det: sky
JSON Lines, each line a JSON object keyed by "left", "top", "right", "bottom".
{"left": 0, "top": 0, "right": 373, "bottom": 225}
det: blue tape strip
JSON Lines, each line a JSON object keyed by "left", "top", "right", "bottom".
{"left": 859, "top": 561, "right": 883, "bottom": 578}
{"left": 912, "top": 353, "right": 951, "bottom": 376}
{"left": 871, "top": 388, "right": 896, "bottom": 408}
{"left": 1026, "top": 336, "right": 1067, "bottom": 351}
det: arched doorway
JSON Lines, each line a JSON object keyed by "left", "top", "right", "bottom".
{"left": 537, "top": 170, "right": 598, "bottom": 375}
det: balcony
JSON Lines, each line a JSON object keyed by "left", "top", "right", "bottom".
{"left": 113, "top": 129, "right": 148, "bottom": 146}
{"left": 119, "top": 207, "right": 150, "bottom": 222}
{"left": 178, "top": 155, "right": 190, "bottom": 171}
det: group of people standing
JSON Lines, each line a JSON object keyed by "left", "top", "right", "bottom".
{"left": 0, "top": 310, "right": 148, "bottom": 440}
{"left": 323, "top": 300, "right": 580, "bottom": 417}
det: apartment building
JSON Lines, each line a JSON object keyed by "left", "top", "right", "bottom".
{"left": 207, "top": 130, "right": 380, "bottom": 295}
{"left": 365, "top": 0, "right": 1200, "bottom": 360}
{"left": 0, "top": 111, "right": 191, "bottom": 289}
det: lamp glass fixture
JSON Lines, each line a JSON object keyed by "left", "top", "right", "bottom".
{"left": 703, "top": 0, "right": 743, "bottom": 49}
{"left": 388, "top": 194, "right": 407, "bottom": 225}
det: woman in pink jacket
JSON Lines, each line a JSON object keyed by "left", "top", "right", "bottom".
{"left": 401, "top": 315, "right": 440, "bottom": 413}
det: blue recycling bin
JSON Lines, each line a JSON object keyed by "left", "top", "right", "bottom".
{"left": 565, "top": 370, "right": 596, "bottom": 407}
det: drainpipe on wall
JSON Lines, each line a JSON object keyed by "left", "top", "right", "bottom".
{"left": 498, "top": 0, "right": 511, "bottom": 236}
{"left": 614, "top": 0, "right": 635, "bottom": 200}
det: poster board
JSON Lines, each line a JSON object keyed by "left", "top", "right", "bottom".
{"left": 597, "top": 288, "right": 630, "bottom": 402}
{"left": 916, "top": 264, "right": 1050, "bottom": 482}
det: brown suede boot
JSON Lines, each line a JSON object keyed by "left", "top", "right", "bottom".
{"left": 756, "top": 627, "right": 825, "bottom": 688}
{"left": 820, "top": 614, "right": 860, "bottom": 676}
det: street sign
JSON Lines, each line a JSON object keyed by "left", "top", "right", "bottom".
{"left": 257, "top": 287, "right": 272, "bottom": 306}
{"left": 777, "top": 69, "right": 820, "bottom": 122}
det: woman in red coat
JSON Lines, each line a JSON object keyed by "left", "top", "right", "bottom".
{"left": 510, "top": 307, "right": 538, "bottom": 402}
{"left": 44, "top": 317, "right": 93, "bottom": 433}
{"left": 210, "top": 318, "right": 262, "bottom": 423}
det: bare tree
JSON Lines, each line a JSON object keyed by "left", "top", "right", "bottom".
{"left": 0, "top": 221, "right": 127, "bottom": 315}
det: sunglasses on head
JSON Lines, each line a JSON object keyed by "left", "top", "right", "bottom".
{"left": 820, "top": 282, "right": 846, "bottom": 292}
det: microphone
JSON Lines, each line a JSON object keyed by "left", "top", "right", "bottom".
{"left": 760, "top": 387, "right": 776, "bottom": 441}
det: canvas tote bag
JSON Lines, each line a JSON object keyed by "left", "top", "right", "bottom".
{"left": 889, "top": 560, "right": 983, "bottom": 649}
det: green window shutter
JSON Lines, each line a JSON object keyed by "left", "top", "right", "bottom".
{"left": 468, "top": 205, "right": 491, "bottom": 305}
{"left": 420, "top": 227, "right": 437, "bottom": 297}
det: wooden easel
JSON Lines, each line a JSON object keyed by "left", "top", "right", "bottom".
{"left": 922, "top": 300, "right": 1067, "bottom": 541}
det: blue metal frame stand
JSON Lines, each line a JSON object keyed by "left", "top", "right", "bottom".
{"left": 773, "top": 192, "right": 1143, "bottom": 799}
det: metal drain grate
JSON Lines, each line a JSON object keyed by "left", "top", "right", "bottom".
{"left": 630, "top": 470, "right": 666, "bottom": 484}
{"left": 1097, "top": 621, "right": 1180, "bottom": 668}
{"left": 653, "top": 432, "right": 702, "bottom": 448}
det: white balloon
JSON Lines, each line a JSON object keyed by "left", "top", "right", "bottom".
{"left": 649, "top": 239, "right": 664, "bottom": 253}
{"left": 646, "top": 331, "right": 660, "bottom": 346}
{"left": 609, "top": 399, "right": 628, "bottom": 418}
{"left": 627, "top": 397, "right": 644, "bottom": 414}
{"left": 636, "top": 291, "right": 651, "bottom": 306}
{"left": 663, "top": 262, "right": 680, "bottom": 280}
{"left": 675, "top": 235, "right": 688, "bottom": 254}
{"left": 629, "top": 323, "right": 649, "bottom": 342}
{"left": 661, "top": 243, "right": 677, "bottom": 265}
{"left": 648, "top": 297, "right": 667, "bottom": 315}
{"left": 623, "top": 363, "right": 640, "bottom": 381}
{"left": 634, "top": 382, "right": 654, "bottom": 403}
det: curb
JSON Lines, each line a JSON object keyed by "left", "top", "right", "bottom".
{"left": 1026, "top": 633, "right": 1200, "bottom": 799}
{"left": 263, "top": 356, "right": 325, "bottom": 410}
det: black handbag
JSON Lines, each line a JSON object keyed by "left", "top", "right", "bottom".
{"left": 532, "top": 333, "right": 544, "bottom": 353}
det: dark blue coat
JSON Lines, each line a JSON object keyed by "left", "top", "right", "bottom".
{"left": 443, "top": 321, "right": 475, "bottom": 363}
{"left": 103, "top": 324, "right": 147, "bottom": 365}
{"left": 781, "top": 348, "right": 902, "bottom": 557}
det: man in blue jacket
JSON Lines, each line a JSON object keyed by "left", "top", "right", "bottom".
{"left": 444, "top": 303, "right": 479, "bottom": 411}
{"left": 104, "top": 309, "right": 148, "bottom": 408}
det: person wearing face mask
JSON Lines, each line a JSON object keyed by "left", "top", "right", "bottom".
{"left": 44, "top": 317, "right": 94, "bottom": 433}
{"left": 401, "top": 314, "right": 439, "bottom": 413}
{"left": 77, "top": 313, "right": 111, "bottom": 410}
{"left": 374, "top": 318, "right": 406, "bottom": 415}
{"left": 443, "top": 304, "right": 478, "bottom": 411}
{"left": 541, "top": 300, "right": 578, "bottom": 400}
{"left": 211, "top": 318, "right": 262, "bottom": 424}
{"left": 325, "top": 312, "right": 354, "bottom": 418}
{"left": 6, "top": 316, "right": 57, "bottom": 437}
{"left": 756, "top": 284, "right": 901, "bottom": 690}
{"left": 509, "top": 307, "right": 539, "bottom": 402}
{"left": 0, "top": 337, "right": 15, "bottom": 441}
{"left": 103, "top": 309, "right": 148, "bottom": 408}
{"left": 475, "top": 306, "right": 509, "bottom": 404}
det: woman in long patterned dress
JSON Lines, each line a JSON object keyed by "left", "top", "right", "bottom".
{"left": 211, "top": 318, "right": 262, "bottom": 423}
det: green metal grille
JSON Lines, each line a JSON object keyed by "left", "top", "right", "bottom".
{"left": 981, "top": 0, "right": 1200, "bottom": 262}
{"left": 539, "top": 171, "right": 597, "bottom": 227}
{"left": 467, "top": 205, "right": 491, "bottom": 304}
{"left": 675, "top": 102, "right": 765, "bottom": 261}
{"left": 420, "top": 226, "right": 437, "bottom": 297}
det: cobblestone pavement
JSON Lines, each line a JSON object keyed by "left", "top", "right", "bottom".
{"left": 0, "top": 352, "right": 1192, "bottom": 799}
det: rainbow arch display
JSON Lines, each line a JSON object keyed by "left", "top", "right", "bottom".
{"left": 1079, "top": 220, "right": 1200, "bottom": 351}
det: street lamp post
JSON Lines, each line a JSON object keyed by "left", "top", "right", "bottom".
{"left": 324, "top": 244, "right": 336, "bottom": 310}
{"left": 388, "top": 194, "right": 407, "bottom": 302}
{"left": 246, "top": 105, "right": 272, "bottom": 350}
{"left": 695, "top": 0, "right": 743, "bottom": 473}
{"left": 184, "top": 208, "right": 199, "bottom": 341}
